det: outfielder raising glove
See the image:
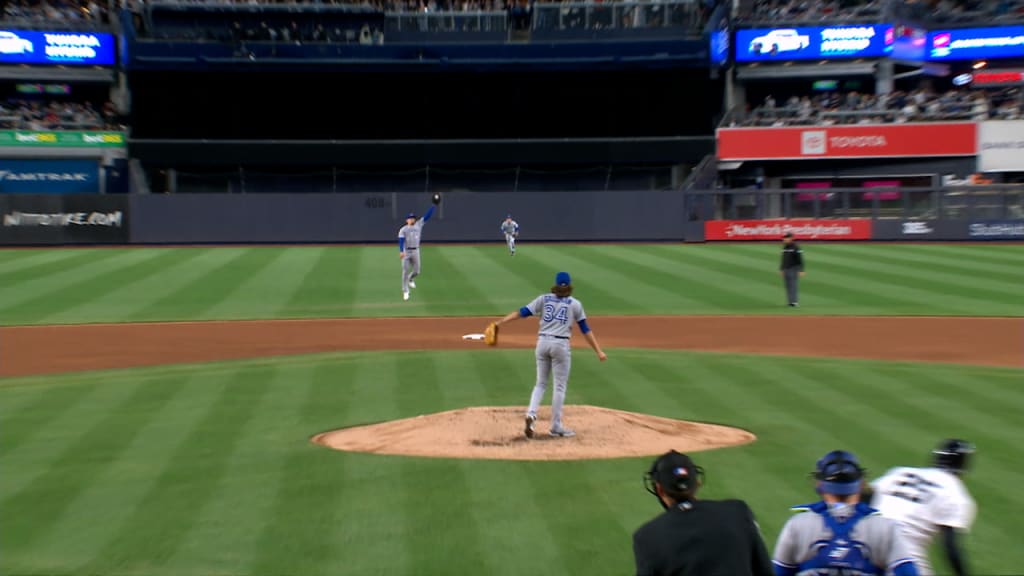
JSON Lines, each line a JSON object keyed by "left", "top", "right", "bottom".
{"left": 432, "top": 193, "right": 441, "bottom": 205}
{"left": 484, "top": 322, "right": 499, "bottom": 346}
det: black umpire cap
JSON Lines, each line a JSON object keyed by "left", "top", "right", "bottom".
{"left": 646, "top": 450, "right": 704, "bottom": 496}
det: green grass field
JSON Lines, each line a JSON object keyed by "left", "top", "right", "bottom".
{"left": 2, "top": 243, "right": 1023, "bottom": 576}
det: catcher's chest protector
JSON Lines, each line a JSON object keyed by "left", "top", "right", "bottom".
{"left": 799, "top": 504, "right": 880, "bottom": 576}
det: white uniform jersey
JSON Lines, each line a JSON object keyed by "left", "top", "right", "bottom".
{"left": 870, "top": 466, "right": 976, "bottom": 574}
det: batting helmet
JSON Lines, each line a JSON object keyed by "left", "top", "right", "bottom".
{"left": 932, "top": 439, "right": 975, "bottom": 473}
{"left": 812, "top": 450, "right": 865, "bottom": 496}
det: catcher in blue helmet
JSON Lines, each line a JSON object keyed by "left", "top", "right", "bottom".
{"left": 869, "top": 440, "right": 977, "bottom": 576}
{"left": 772, "top": 450, "right": 919, "bottom": 576}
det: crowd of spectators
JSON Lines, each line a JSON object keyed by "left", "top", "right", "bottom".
{"left": 0, "top": 100, "right": 122, "bottom": 131}
{"left": 1, "top": 0, "right": 110, "bottom": 28}
{"left": 736, "top": 87, "right": 1023, "bottom": 126}
{"left": 741, "top": 0, "right": 882, "bottom": 24}
{"left": 740, "top": 0, "right": 1024, "bottom": 23}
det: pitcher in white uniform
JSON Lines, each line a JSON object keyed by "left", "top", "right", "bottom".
{"left": 869, "top": 439, "right": 977, "bottom": 576}
{"left": 491, "top": 271, "right": 607, "bottom": 438}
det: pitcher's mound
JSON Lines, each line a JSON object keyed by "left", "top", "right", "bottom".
{"left": 311, "top": 405, "right": 755, "bottom": 461}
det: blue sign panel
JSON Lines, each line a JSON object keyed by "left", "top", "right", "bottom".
{"left": 736, "top": 25, "right": 893, "bottom": 62}
{"left": 0, "top": 160, "right": 100, "bottom": 194}
{"left": 927, "top": 26, "right": 1024, "bottom": 61}
{"left": 0, "top": 30, "right": 116, "bottom": 66}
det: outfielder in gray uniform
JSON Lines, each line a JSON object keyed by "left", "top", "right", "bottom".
{"left": 773, "top": 450, "right": 920, "bottom": 576}
{"left": 500, "top": 214, "right": 519, "bottom": 256}
{"left": 398, "top": 205, "right": 435, "bottom": 301}
{"left": 492, "top": 271, "right": 607, "bottom": 438}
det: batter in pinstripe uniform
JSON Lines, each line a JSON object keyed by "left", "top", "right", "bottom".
{"left": 491, "top": 271, "right": 607, "bottom": 438}
{"left": 398, "top": 205, "right": 435, "bottom": 301}
{"left": 500, "top": 214, "right": 519, "bottom": 256}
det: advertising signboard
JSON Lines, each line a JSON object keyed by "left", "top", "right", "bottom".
{"left": 0, "top": 131, "right": 125, "bottom": 148}
{"left": 0, "top": 30, "right": 116, "bottom": 66}
{"left": 0, "top": 194, "right": 128, "bottom": 245}
{"left": 705, "top": 219, "right": 873, "bottom": 241}
{"left": 978, "top": 121, "right": 1024, "bottom": 172}
{"left": 735, "top": 25, "right": 893, "bottom": 62}
{"left": 717, "top": 123, "right": 977, "bottom": 161}
{"left": 0, "top": 160, "right": 100, "bottom": 194}
{"left": 927, "top": 26, "right": 1024, "bottom": 61}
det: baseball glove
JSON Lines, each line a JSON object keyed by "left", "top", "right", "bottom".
{"left": 484, "top": 322, "right": 499, "bottom": 346}
{"left": 431, "top": 193, "right": 441, "bottom": 205}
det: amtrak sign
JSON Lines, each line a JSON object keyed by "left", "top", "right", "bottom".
{"left": 0, "top": 160, "right": 98, "bottom": 193}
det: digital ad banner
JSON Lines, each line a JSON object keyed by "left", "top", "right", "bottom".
{"left": 0, "top": 194, "right": 128, "bottom": 245}
{"left": 0, "top": 160, "right": 100, "bottom": 194}
{"left": 0, "top": 29, "right": 116, "bottom": 66}
{"left": 717, "top": 123, "right": 977, "bottom": 161}
{"left": 873, "top": 220, "right": 1024, "bottom": 240}
{"left": 927, "top": 26, "right": 1024, "bottom": 61}
{"left": 705, "top": 219, "right": 873, "bottom": 241}
{"left": 978, "top": 121, "right": 1024, "bottom": 172}
{"left": 735, "top": 25, "right": 893, "bottom": 62}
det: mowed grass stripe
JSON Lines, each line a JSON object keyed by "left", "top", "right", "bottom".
{"left": 164, "top": 364, "right": 315, "bottom": 575}
{"left": 0, "top": 248, "right": 95, "bottom": 280}
{"left": 0, "top": 374, "right": 180, "bottom": 553}
{"left": 99, "top": 248, "right": 254, "bottom": 322}
{"left": 394, "top": 355, "right": 491, "bottom": 575}
{"left": 8, "top": 249, "right": 186, "bottom": 325}
{"left": 465, "top": 350, "right": 577, "bottom": 575}
{"left": 416, "top": 246, "right": 498, "bottom": 316}
{"left": 0, "top": 380, "right": 97, "bottom": 459}
{"left": 640, "top": 245, "right": 802, "bottom": 308}
{"left": 845, "top": 244, "right": 1024, "bottom": 285}
{"left": 40, "top": 248, "right": 208, "bottom": 324}
{"left": 127, "top": 248, "right": 273, "bottom": 320}
{"left": 911, "top": 244, "right": 1024, "bottom": 265}
{"left": 81, "top": 365, "right": 275, "bottom": 572}
{"left": 824, "top": 245, "right": 1024, "bottom": 303}
{"left": 23, "top": 374, "right": 211, "bottom": 573}
{"left": 247, "top": 359, "right": 371, "bottom": 576}
{"left": 456, "top": 245, "right": 544, "bottom": 309}
{"left": 0, "top": 249, "right": 155, "bottom": 322}
{"left": 200, "top": 247, "right": 324, "bottom": 320}
{"left": 282, "top": 246, "right": 363, "bottom": 317}
{"left": 570, "top": 246, "right": 714, "bottom": 310}
{"left": 517, "top": 247, "right": 655, "bottom": 314}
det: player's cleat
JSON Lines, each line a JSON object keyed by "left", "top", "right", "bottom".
{"left": 549, "top": 427, "right": 576, "bottom": 438}
{"left": 524, "top": 414, "right": 536, "bottom": 438}
{"left": 409, "top": 281, "right": 416, "bottom": 289}
{"left": 789, "top": 302, "right": 799, "bottom": 307}
{"left": 403, "top": 291, "right": 410, "bottom": 301}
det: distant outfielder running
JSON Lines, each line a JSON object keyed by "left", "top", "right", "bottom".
{"left": 398, "top": 193, "right": 441, "bottom": 301}
{"left": 486, "top": 271, "right": 607, "bottom": 438}
{"left": 500, "top": 214, "right": 519, "bottom": 256}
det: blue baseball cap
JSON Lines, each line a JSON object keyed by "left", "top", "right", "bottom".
{"left": 406, "top": 212, "right": 416, "bottom": 219}
{"left": 555, "top": 271, "right": 571, "bottom": 286}
{"left": 506, "top": 213, "right": 513, "bottom": 218}
{"left": 813, "top": 450, "right": 864, "bottom": 495}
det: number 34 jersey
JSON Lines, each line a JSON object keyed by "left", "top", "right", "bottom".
{"left": 526, "top": 295, "right": 586, "bottom": 339}
{"left": 870, "top": 467, "right": 976, "bottom": 567}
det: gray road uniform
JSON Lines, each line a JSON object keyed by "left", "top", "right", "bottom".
{"left": 772, "top": 501, "right": 918, "bottom": 576}
{"left": 500, "top": 218, "right": 519, "bottom": 255}
{"left": 398, "top": 206, "right": 435, "bottom": 297}
{"left": 519, "top": 293, "right": 590, "bottom": 433}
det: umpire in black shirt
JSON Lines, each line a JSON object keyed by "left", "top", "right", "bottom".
{"left": 780, "top": 232, "right": 805, "bottom": 307}
{"left": 632, "top": 451, "right": 773, "bottom": 576}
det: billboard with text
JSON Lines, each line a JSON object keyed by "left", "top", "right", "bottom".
{"left": 717, "top": 123, "right": 977, "bottom": 161}
{"left": 0, "top": 30, "right": 115, "bottom": 66}
{"left": 978, "top": 121, "right": 1024, "bottom": 172}
{"left": 928, "top": 26, "right": 1024, "bottom": 61}
{"left": 736, "top": 25, "right": 893, "bottom": 62}
{"left": 705, "top": 219, "right": 873, "bottom": 241}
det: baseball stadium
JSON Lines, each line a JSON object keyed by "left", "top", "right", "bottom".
{"left": 1, "top": 1, "right": 1023, "bottom": 575}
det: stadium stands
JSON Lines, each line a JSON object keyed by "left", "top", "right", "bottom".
{"left": 738, "top": 0, "right": 1024, "bottom": 24}
{"left": 0, "top": 100, "right": 121, "bottom": 131}
{"left": 731, "top": 88, "right": 1023, "bottom": 126}
{"left": 1, "top": 0, "right": 111, "bottom": 29}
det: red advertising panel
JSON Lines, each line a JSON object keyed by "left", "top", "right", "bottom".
{"left": 705, "top": 220, "right": 873, "bottom": 241}
{"left": 716, "top": 123, "right": 977, "bottom": 161}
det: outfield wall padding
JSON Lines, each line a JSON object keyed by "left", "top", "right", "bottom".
{"left": 127, "top": 191, "right": 688, "bottom": 244}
